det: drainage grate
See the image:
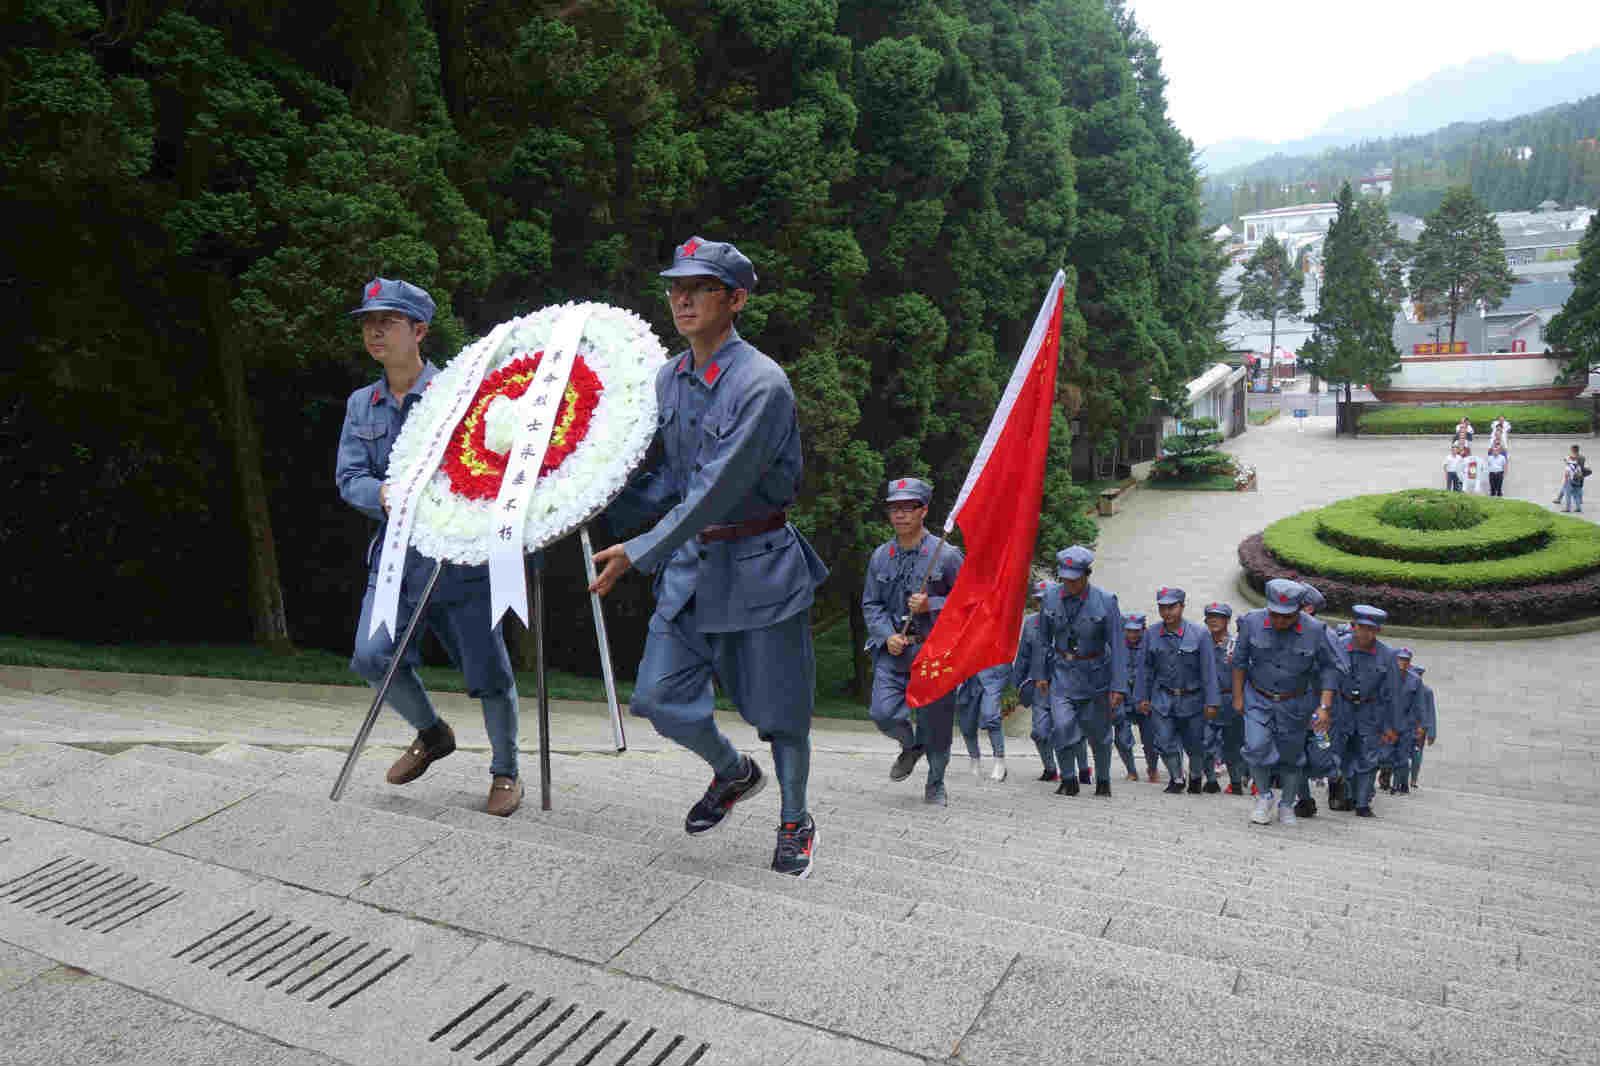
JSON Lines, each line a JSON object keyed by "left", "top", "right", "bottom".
{"left": 429, "top": 983, "right": 710, "bottom": 1066}
{"left": 0, "top": 855, "right": 182, "bottom": 933}
{"left": 172, "top": 910, "right": 411, "bottom": 1009}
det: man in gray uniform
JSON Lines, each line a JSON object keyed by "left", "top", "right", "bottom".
{"left": 1134, "top": 587, "right": 1221, "bottom": 795}
{"left": 1231, "top": 579, "right": 1344, "bottom": 827}
{"left": 1384, "top": 647, "right": 1421, "bottom": 796}
{"left": 1113, "top": 613, "right": 1154, "bottom": 782}
{"left": 863, "top": 477, "right": 965, "bottom": 805}
{"left": 1012, "top": 580, "right": 1058, "bottom": 781}
{"left": 338, "top": 277, "right": 525, "bottom": 817}
{"left": 1289, "top": 582, "right": 1350, "bottom": 818}
{"left": 592, "top": 237, "right": 829, "bottom": 878}
{"left": 1202, "top": 603, "right": 1247, "bottom": 794}
{"left": 958, "top": 661, "right": 1010, "bottom": 782}
{"left": 1033, "top": 546, "right": 1128, "bottom": 797}
{"left": 1331, "top": 605, "right": 1402, "bottom": 817}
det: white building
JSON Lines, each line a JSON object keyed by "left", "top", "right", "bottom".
{"left": 1238, "top": 203, "right": 1338, "bottom": 256}
{"left": 1166, "top": 363, "right": 1249, "bottom": 440}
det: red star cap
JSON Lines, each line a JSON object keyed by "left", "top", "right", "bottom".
{"left": 683, "top": 238, "right": 701, "bottom": 255}
{"left": 367, "top": 280, "right": 382, "bottom": 299}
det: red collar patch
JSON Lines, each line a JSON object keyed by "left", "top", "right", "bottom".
{"left": 677, "top": 356, "right": 690, "bottom": 374}
{"left": 370, "top": 386, "right": 383, "bottom": 406}
{"left": 704, "top": 362, "right": 722, "bottom": 385}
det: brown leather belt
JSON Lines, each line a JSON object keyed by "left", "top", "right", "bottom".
{"left": 1059, "top": 651, "right": 1102, "bottom": 661}
{"left": 1252, "top": 684, "right": 1306, "bottom": 702}
{"left": 698, "top": 511, "right": 788, "bottom": 544}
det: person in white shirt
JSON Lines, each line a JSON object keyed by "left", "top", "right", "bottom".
{"left": 1455, "top": 416, "right": 1474, "bottom": 443}
{"left": 1485, "top": 443, "right": 1508, "bottom": 497}
{"left": 1490, "top": 415, "right": 1511, "bottom": 445}
{"left": 1460, "top": 445, "right": 1485, "bottom": 494}
{"left": 1443, "top": 442, "right": 1463, "bottom": 491}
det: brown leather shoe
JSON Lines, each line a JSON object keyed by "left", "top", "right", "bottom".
{"left": 1145, "top": 766, "right": 1159, "bottom": 784}
{"left": 486, "top": 775, "right": 523, "bottom": 817}
{"left": 386, "top": 722, "right": 456, "bottom": 785}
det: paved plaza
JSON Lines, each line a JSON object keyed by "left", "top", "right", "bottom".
{"left": 2, "top": 414, "right": 1598, "bottom": 1064}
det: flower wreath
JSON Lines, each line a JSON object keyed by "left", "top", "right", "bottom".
{"left": 387, "top": 302, "right": 669, "bottom": 565}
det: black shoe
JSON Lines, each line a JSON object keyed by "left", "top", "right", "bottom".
{"left": 685, "top": 756, "right": 765, "bottom": 834}
{"left": 1355, "top": 806, "right": 1375, "bottom": 818}
{"left": 1094, "top": 780, "right": 1111, "bottom": 797}
{"left": 1293, "top": 796, "right": 1318, "bottom": 818}
{"left": 1078, "top": 767, "right": 1093, "bottom": 785}
{"left": 1164, "top": 779, "right": 1185, "bottom": 794}
{"left": 1038, "top": 768, "right": 1060, "bottom": 782}
{"left": 1377, "top": 768, "right": 1391, "bottom": 791}
{"left": 1393, "top": 781, "right": 1410, "bottom": 795}
{"left": 1327, "top": 779, "right": 1351, "bottom": 811}
{"left": 771, "top": 815, "right": 817, "bottom": 878}
{"left": 1202, "top": 779, "right": 1221, "bottom": 794}
{"left": 1056, "top": 777, "right": 1079, "bottom": 796}
{"left": 1186, "top": 778, "right": 1202, "bottom": 794}
{"left": 1269, "top": 773, "right": 1281, "bottom": 790}
{"left": 889, "top": 745, "right": 925, "bottom": 782}
{"left": 924, "top": 781, "right": 948, "bottom": 806}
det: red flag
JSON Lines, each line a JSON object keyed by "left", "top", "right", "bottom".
{"left": 907, "top": 271, "right": 1066, "bottom": 708}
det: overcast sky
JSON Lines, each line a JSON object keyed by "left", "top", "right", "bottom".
{"left": 1127, "top": 0, "right": 1600, "bottom": 147}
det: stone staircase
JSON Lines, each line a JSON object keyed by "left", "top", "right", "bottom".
{"left": 3, "top": 723, "right": 1598, "bottom": 1065}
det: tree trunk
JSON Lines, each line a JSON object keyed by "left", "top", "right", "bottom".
{"left": 1266, "top": 312, "right": 1277, "bottom": 384}
{"left": 847, "top": 577, "right": 870, "bottom": 703}
{"left": 206, "top": 274, "right": 292, "bottom": 652}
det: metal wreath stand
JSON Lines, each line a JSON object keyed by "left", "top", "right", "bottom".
{"left": 328, "top": 530, "right": 628, "bottom": 812}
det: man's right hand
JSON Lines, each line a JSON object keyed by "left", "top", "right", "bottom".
{"left": 1035, "top": 680, "right": 1049, "bottom": 697}
{"left": 887, "top": 634, "right": 909, "bottom": 656}
{"left": 379, "top": 483, "right": 389, "bottom": 512}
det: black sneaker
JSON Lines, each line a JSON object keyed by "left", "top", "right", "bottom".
{"left": 1038, "top": 768, "right": 1060, "bottom": 782}
{"left": 685, "top": 756, "right": 765, "bottom": 834}
{"left": 1094, "top": 780, "right": 1111, "bottom": 798}
{"left": 1202, "top": 779, "right": 1221, "bottom": 794}
{"left": 890, "top": 745, "right": 925, "bottom": 781}
{"left": 1164, "top": 779, "right": 1185, "bottom": 794}
{"left": 1293, "top": 796, "right": 1318, "bottom": 819}
{"left": 1078, "top": 767, "right": 1093, "bottom": 785}
{"left": 1056, "top": 777, "right": 1079, "bottom": 796}
{"left": 1186, "top": 778, "right": 1202, "bottom": 795}
{"left": 924, "top": 781, "right": 948, "bottom": 806}
{"left": 771, "top": 816, "right": 817, "bottom": 878}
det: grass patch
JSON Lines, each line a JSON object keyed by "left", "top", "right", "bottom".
{"left": 1143, "top": 474, "right": 1239, "bottom": 491}
{"left": 0, "top": 628, "right": 872, "bottom": 722}
{"left": 1248, "top": 409, "right": 1279, "bottom": 426}
{"left": 1357, "top": 404, "right": 1591, "bottom": 435}
{"left": 1316, "top": 495, "right": 1549, "bottom": 563}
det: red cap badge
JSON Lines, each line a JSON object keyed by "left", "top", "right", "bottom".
{"left": 683, "top": 238, "right": 701, "bottom": 256}
{"left": 367, "top": 281, "right": 382, "bottom": 299}
{"left": 896, "top": 479, "right": 907, "bottom": 489}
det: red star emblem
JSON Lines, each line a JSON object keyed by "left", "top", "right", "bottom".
{"left": 1159, "top": 587, "right": 1168, "bottom": 597}
{"left": 367, "top": 281, "right": 382, "bottom": 299}
{"left": 896, "top": 479, "right": 907, "bottom": 489}
{"left": 683, "top": 238, "right": 701, "bottom": 256}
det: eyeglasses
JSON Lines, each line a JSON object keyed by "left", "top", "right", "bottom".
{"left": 665, "top": 281, "right": 732, "bottom": 302}
{"left": 885, "top": 502, "right": 924, "bottom": 514}
{"left": 361, "top": 313, "right": 411, "bottom": 331}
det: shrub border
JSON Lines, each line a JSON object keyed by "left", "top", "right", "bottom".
{"left": 1236, "top": 538, "right": 1600, "bottom": 631}
{"left": 1314, "top": 494, "right": 1551, "bottom": 563}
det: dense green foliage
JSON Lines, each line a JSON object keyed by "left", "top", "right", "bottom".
{"left": 1373, "top": 490, "right": 1486, "bottom": 531}
{"left": 1236, "top": 235, "right": 1301, "bottom": 363}
{"left": 1356, "top": 405, "right": 1592, "bottom": 434}
{"left": 1410, "top": 187, "right": 1517, "bottom": 345}
{"left": 1545, "top": 214, "right": 1600, "bottom": 381}
{"left": 1202, "top": 93, "right": 1600, "bottom": 228}
{"left": 1299, "top": 184, "right": 1401, "bottom": 401}
{"left": 1149, "top": 416, "right": 1232, "bottom": 482}
{"left": 1, "top": 0, "right": 1223, "bottom": 695}
{"left": 1318, "top": 494, "right": 1550, "bottom": 562}
{"left": 1261, "top": 496, "right": 1600, "bottom": 589}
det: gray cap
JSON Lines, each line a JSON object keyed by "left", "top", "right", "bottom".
{"left": 1264, "top": 578, "right": 1303, "bottom": 614}
{"left": 1057, "top": 545, "right": 1094, "bottom": 579}
{"left": 349, "top": 277, "right": 436, "bottom": 323}
{"left": 885, "top": 477, "right": 933, "bottom": 506}
{"left": 1155, "top": 586, "right": 1185, "bottom": 606}
{"left": 1411, "top": 665, "right": 1426, "bottom": 677}
{"left": 1300, "top": 584, "right": 1326, "bottom": 612}
{"left": 1203, "top": 601, "right": 1233, "bottom": 619}
{"left": 1351, "top": 604, "right": 1388, "bottom": 628}
{"left": 1031, "top": 579, "right": 1052, "bottom": 600}
{"left": 1123, "top": 612, "right": 1147, "bottom": 630}
{"left": 660, "top": 236, "right": 757, "bottom": 291}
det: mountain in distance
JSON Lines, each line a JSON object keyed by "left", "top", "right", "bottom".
{"left": 1200, "top": 47, "right": 1600, "bottom": 175}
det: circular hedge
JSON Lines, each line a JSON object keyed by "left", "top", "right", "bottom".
{"left": 1314, "top": 493, "right": 1552, "bottom": 563}
{"left": 1240, "top": 489, "right": 1600, "bottom": 626}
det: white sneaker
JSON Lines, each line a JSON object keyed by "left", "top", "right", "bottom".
{"left": 1251, "top": 790, "right": 1274, "bottom": 825}
{"left": 969, "top": 757, "right": 983, "bottom": 779}
{"left": 989, "top": 758, "right": 1008, "bottom": 782}
{"left": 1278, "top": 804, "right": 1298, "bottom": 827}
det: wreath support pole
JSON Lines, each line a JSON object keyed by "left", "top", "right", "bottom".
{"left": 533, "top": 566, "right": 554, "bottom": 812}
{"left": 580, "top": 525, "right": 628, "bottom": 753}
{"left": 330, "top": 558, "right": 444, "bottom": 802}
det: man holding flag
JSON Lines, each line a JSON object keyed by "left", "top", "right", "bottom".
{"left": 905, "top": 271, "right": 1070, "bottom": 786}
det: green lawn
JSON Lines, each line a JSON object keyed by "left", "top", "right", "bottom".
{"left": 1248, "top": 409, "right": 1279, "bottom": 426}
{"left": 1143, "top": 474, "right": 1239, "bottom": 491}
{"left": 0, "top": 629, "right": 872, "bottom": 722}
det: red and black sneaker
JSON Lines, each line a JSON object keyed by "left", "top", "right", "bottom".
{"left": 772, "top": 815, "right": 818, "bottom": 878}
{"left": 685, "top": 756, "right": 765, "bottom": 835}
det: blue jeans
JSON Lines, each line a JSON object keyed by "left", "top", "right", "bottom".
{"left": 1564, "top": 482, "right": 1584, "bottom": 511}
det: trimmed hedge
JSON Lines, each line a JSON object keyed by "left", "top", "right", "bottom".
{"left": 1374, "top": 490, "right": 1485, "bottom": 531}
{"left": 1239, "top": 534, "right": 1600, "bottom": 626}
{"left": 1357, "top": 404, "right": 1591, "bottom": 435}
{"left": 1314, "top": 495, "right": 1551, "bottom": 563}
{"left": 1263, "top": 507, "right": 1600, "bottom": 589}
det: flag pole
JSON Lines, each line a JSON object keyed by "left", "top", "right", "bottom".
{"left": 897, "top": 534, "right": 949, "bottom": 639}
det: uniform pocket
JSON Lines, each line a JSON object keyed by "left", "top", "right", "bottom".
{"left": 353, "top": 424, "right": 387, "bottom": 441}
{"left": 734, "top": 526, "right": 803, "bottom": 609}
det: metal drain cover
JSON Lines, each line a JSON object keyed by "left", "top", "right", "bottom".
{"left": 1, "top": 855, "right": 182, "bottom": 933}
{"left": 430, "top": 982, "right": 709, "bottom": 1065}
{"left": 173, "top": 909, "right": 411, "bottom": 1009}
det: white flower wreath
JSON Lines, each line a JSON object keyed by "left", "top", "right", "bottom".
{"left": 386, "top": 302, "right": 669, "bottom": 565}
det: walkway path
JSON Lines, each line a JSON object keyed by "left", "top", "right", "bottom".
{"left": 2, "top": 413, "right": 1597, "bottom": 1065}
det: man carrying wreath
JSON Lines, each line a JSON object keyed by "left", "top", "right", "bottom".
{"left": 590, "top": 238, "right": 830, "bottom": 878}
{"left": 337, "top": 278, "right": 525, "bottom": 817}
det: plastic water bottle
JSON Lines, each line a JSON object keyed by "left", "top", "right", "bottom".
{"left": 1313, "top": 727, "right": 1331, "bottom": 751}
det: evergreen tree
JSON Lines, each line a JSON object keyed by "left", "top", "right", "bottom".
{"left": 1545, "top": 213, "right": 1600, "bottom": 381}
{"left": 1410, "top": 185, "right": 1516, "bottom": 344}
{"left": 1237, "top": 234, "right": 1304, "bottom": 377}
{"left": 1300, "top": 183, "right": 1399, "bottom": 406}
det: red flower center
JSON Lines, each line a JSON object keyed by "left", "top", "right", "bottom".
{"left": 441, "top": 352, "right": 604, "bottom": 500}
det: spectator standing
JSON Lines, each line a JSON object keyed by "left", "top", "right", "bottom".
{"left": 1485, "top": 443, "right": 1508, "bottom": 497}
{"left": 1443, "top": 442, "right": 1463, "bottom": 492}
{"left": 1455, "top": 415, "right": 1474, "bottom": 442}
{"left": 1460, "top": 445, "right": 1485, "bottom": 495}
{"left": 1490, "top": 414, "right": 1511, "bottom": 445}
{"left": 1561, "top": 445, "right": 1590, "bottom": 513}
